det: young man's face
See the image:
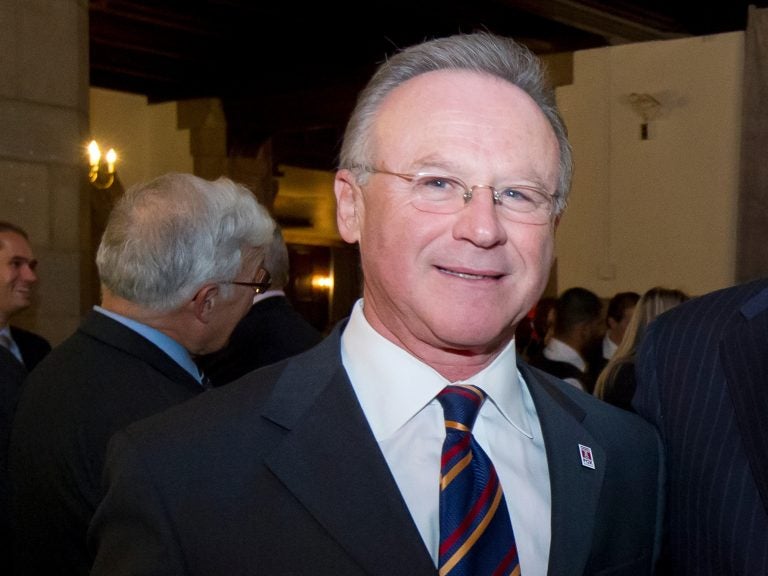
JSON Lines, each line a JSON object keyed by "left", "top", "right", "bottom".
{"left": 0, "top": 231, "right": 38, "bottom": 324}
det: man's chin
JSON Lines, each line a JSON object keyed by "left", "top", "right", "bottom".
{"left": 10, "top": 299, "right": 32, "bottom": 313}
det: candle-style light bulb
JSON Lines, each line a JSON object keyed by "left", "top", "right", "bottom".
{"left": 105, "top": 149, "right": 117, "bottom": 174}
{"left": 87, "top": 140, "right": 101, "bottom": 167}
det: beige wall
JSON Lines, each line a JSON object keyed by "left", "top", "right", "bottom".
{"left": 90, "top": 87, "right": 193, "bottom": 190}
{"left": 556, "top": 32, "right": 744, "bottom": 297}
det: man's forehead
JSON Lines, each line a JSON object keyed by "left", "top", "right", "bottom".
{"left": 0, "top": 231, "right": 34, "bottom": 256}
{"left": 0, "top": 230, "right": 32, "bottom": 252}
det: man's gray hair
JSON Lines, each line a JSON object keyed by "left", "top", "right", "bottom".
{"left": 96, "top": 172, "right": 275, "bottom": 311}
{"left": 339, "top": 31, "right": 572, "bottom": 215}
{"left": 263, "top": 226, "right": 290, "bottom": 291}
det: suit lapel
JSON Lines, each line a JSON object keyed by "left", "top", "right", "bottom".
{"left": 720, "top": 286, "right": 768, "bottom": 514}
{"left": 520, "top": 364, "right": 605, "bottom": 576}
{"left": 262, "top": 334, "right": 435, "bottom": 576}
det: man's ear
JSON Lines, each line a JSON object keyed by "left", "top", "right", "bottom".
{"left": 191, "top": 284, "right": 219, "bottom": 323}
{"left": 335, "top": 169, "right": 361, "bottom": 243}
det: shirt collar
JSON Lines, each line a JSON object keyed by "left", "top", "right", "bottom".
{"left": 602, "top": 333, "right": 617, "bottom": 359}
{"left": 340, "top": 299, "right": 533, "bottom": 441}
{"left": 544, "top": 337, "right": 586, "bottom": 372}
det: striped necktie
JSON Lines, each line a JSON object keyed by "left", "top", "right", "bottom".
{"left": 437, "top": 384, "right": 520, "bottom": 576}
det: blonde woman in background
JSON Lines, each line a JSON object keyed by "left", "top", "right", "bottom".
{"left": 594, "top": 287, "right": 689, "bottom": 412}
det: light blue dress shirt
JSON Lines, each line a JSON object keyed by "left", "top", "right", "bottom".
{"left": 0, "top": 325, "right": 23, "bottom": 364}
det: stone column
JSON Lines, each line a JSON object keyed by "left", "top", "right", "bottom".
{"left": 0, "top": 0, "right": 89, "bottom": 344}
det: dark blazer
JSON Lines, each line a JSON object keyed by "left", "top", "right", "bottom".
{"left": 9, "top": 310, "right": 205, "bottom": 576}
{"left": 90, "top": 321, "right": 664, "bottom": 576}
{"left": 0, "top": 348, "right": 28, "bottom": 567}
{"left": 635, "top": 278, "right": 768, "bottom": 575}
{"left": 598, "top": 361, "right": 637, "bottom": 413}
{"left": 528, "top": 352, "right": 587, "bottom": 386}
{"left": 10, "top": 325, "right": 51, "bottom": 371}
{"left": 197, "top": 295, "right": 323, "bottom": 385}
{"left": 0, "top": 326, "right": 49, "bottom": 565}
{"left": 0, "top": 348, "right": 27, "bottom": 471}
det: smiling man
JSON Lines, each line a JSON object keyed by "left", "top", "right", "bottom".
{"left": 89, "top": 34, "right": 663, "bottom": 576}
{"left": 0, "top": 222, "right": 50, "bottom": 371}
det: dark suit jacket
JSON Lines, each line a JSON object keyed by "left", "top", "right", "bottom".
{"left": 599, "top": 361, "right": 637, "bottom": 413}
{"left": 9, "top": 310, "right": 205, "bottom": 576}
{"left": 0, "top": 326, "right": 49, "bottom": 565}
{"left": 197, "top": 295, "right": 323, "bottom": 385}
{"left": 90, "top": 321, "right": 664, "bottom": 576}
{"left": 635, "top": 278, "right": 768, "bottom": 575}
{"left": 10, "top": 325, "right": 51, "bottom": 372}
{"left": 0, "top": 348, "right": 28, "bottom": 567}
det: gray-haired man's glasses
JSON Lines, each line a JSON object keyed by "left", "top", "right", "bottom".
{"left": 224, "top": 267, "right": 271, "bottom": 295}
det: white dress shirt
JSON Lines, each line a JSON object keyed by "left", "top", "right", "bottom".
{"left": 542, "top": 337, "right": 586, "bottom": 391}
{"left": 602, "top": 333, "right": 618, "bottom": 360}
{"left": 340, "top": 299, "right": 551, "bottom": 576}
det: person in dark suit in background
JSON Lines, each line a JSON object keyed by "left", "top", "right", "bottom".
{"left": 528, "top": 286, "right": 604, "bottom": 392}
{"left": 197, "top": 225, "right": 322, "bottom": 386}
{"left": 89, "top": 33, "right": 663, "bottom": 576}
{"left": 634, "top": 278, "right": 768, "bottom": 575}
{"left": 0, "top": 221, "right": 51, "bottom": 568}
{"left": 9, "top": 173, "right": 275, "bottom": 576}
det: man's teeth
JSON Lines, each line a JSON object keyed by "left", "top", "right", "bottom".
{"left": 441, "top": 268, "right": 487, "bottom": 280}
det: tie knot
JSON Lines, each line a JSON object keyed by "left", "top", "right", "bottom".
{"left": 437, "top": 385, "right": 486, "bottom": 432}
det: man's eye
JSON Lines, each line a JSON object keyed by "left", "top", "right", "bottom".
{"left": 9, "top": 259, "right": 35, "bottom": 270}
{"left": 501, "top": 187, "right": 539, "bottom": 204}
{"left": 417, "top": 176, "right": 460, "bottom": 191}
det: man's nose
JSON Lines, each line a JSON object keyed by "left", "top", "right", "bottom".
{"left": 21, "top": 263, "right": 38, "bottom": 282}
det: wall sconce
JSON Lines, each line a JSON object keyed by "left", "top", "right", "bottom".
{"left": 628, "top": 93, "right": 663, "bottom": 140}
{"left": 87, "top": 140, "right": 117, "bottom": 189}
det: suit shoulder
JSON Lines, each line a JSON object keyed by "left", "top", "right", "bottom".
{"left": 10, "top": 325, "right": 51, "bottom": 349}
{"left": 524, "top": 361, "right": 657, "bottom": 440}
{"left": 650, "top": 278, "right": 768, "bottom": 333}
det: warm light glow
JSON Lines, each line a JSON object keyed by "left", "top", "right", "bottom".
{"left": 87, "top": 139, "right": 117, "bottom": 189}
{"left": 105, "top": 149, "right": 117, "bottom": 173}
{"left": 311, "top": 274, "right": 333, "bottom": 291}
{"left": 87, "top": 140, "right": 101, "bottom": 166}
